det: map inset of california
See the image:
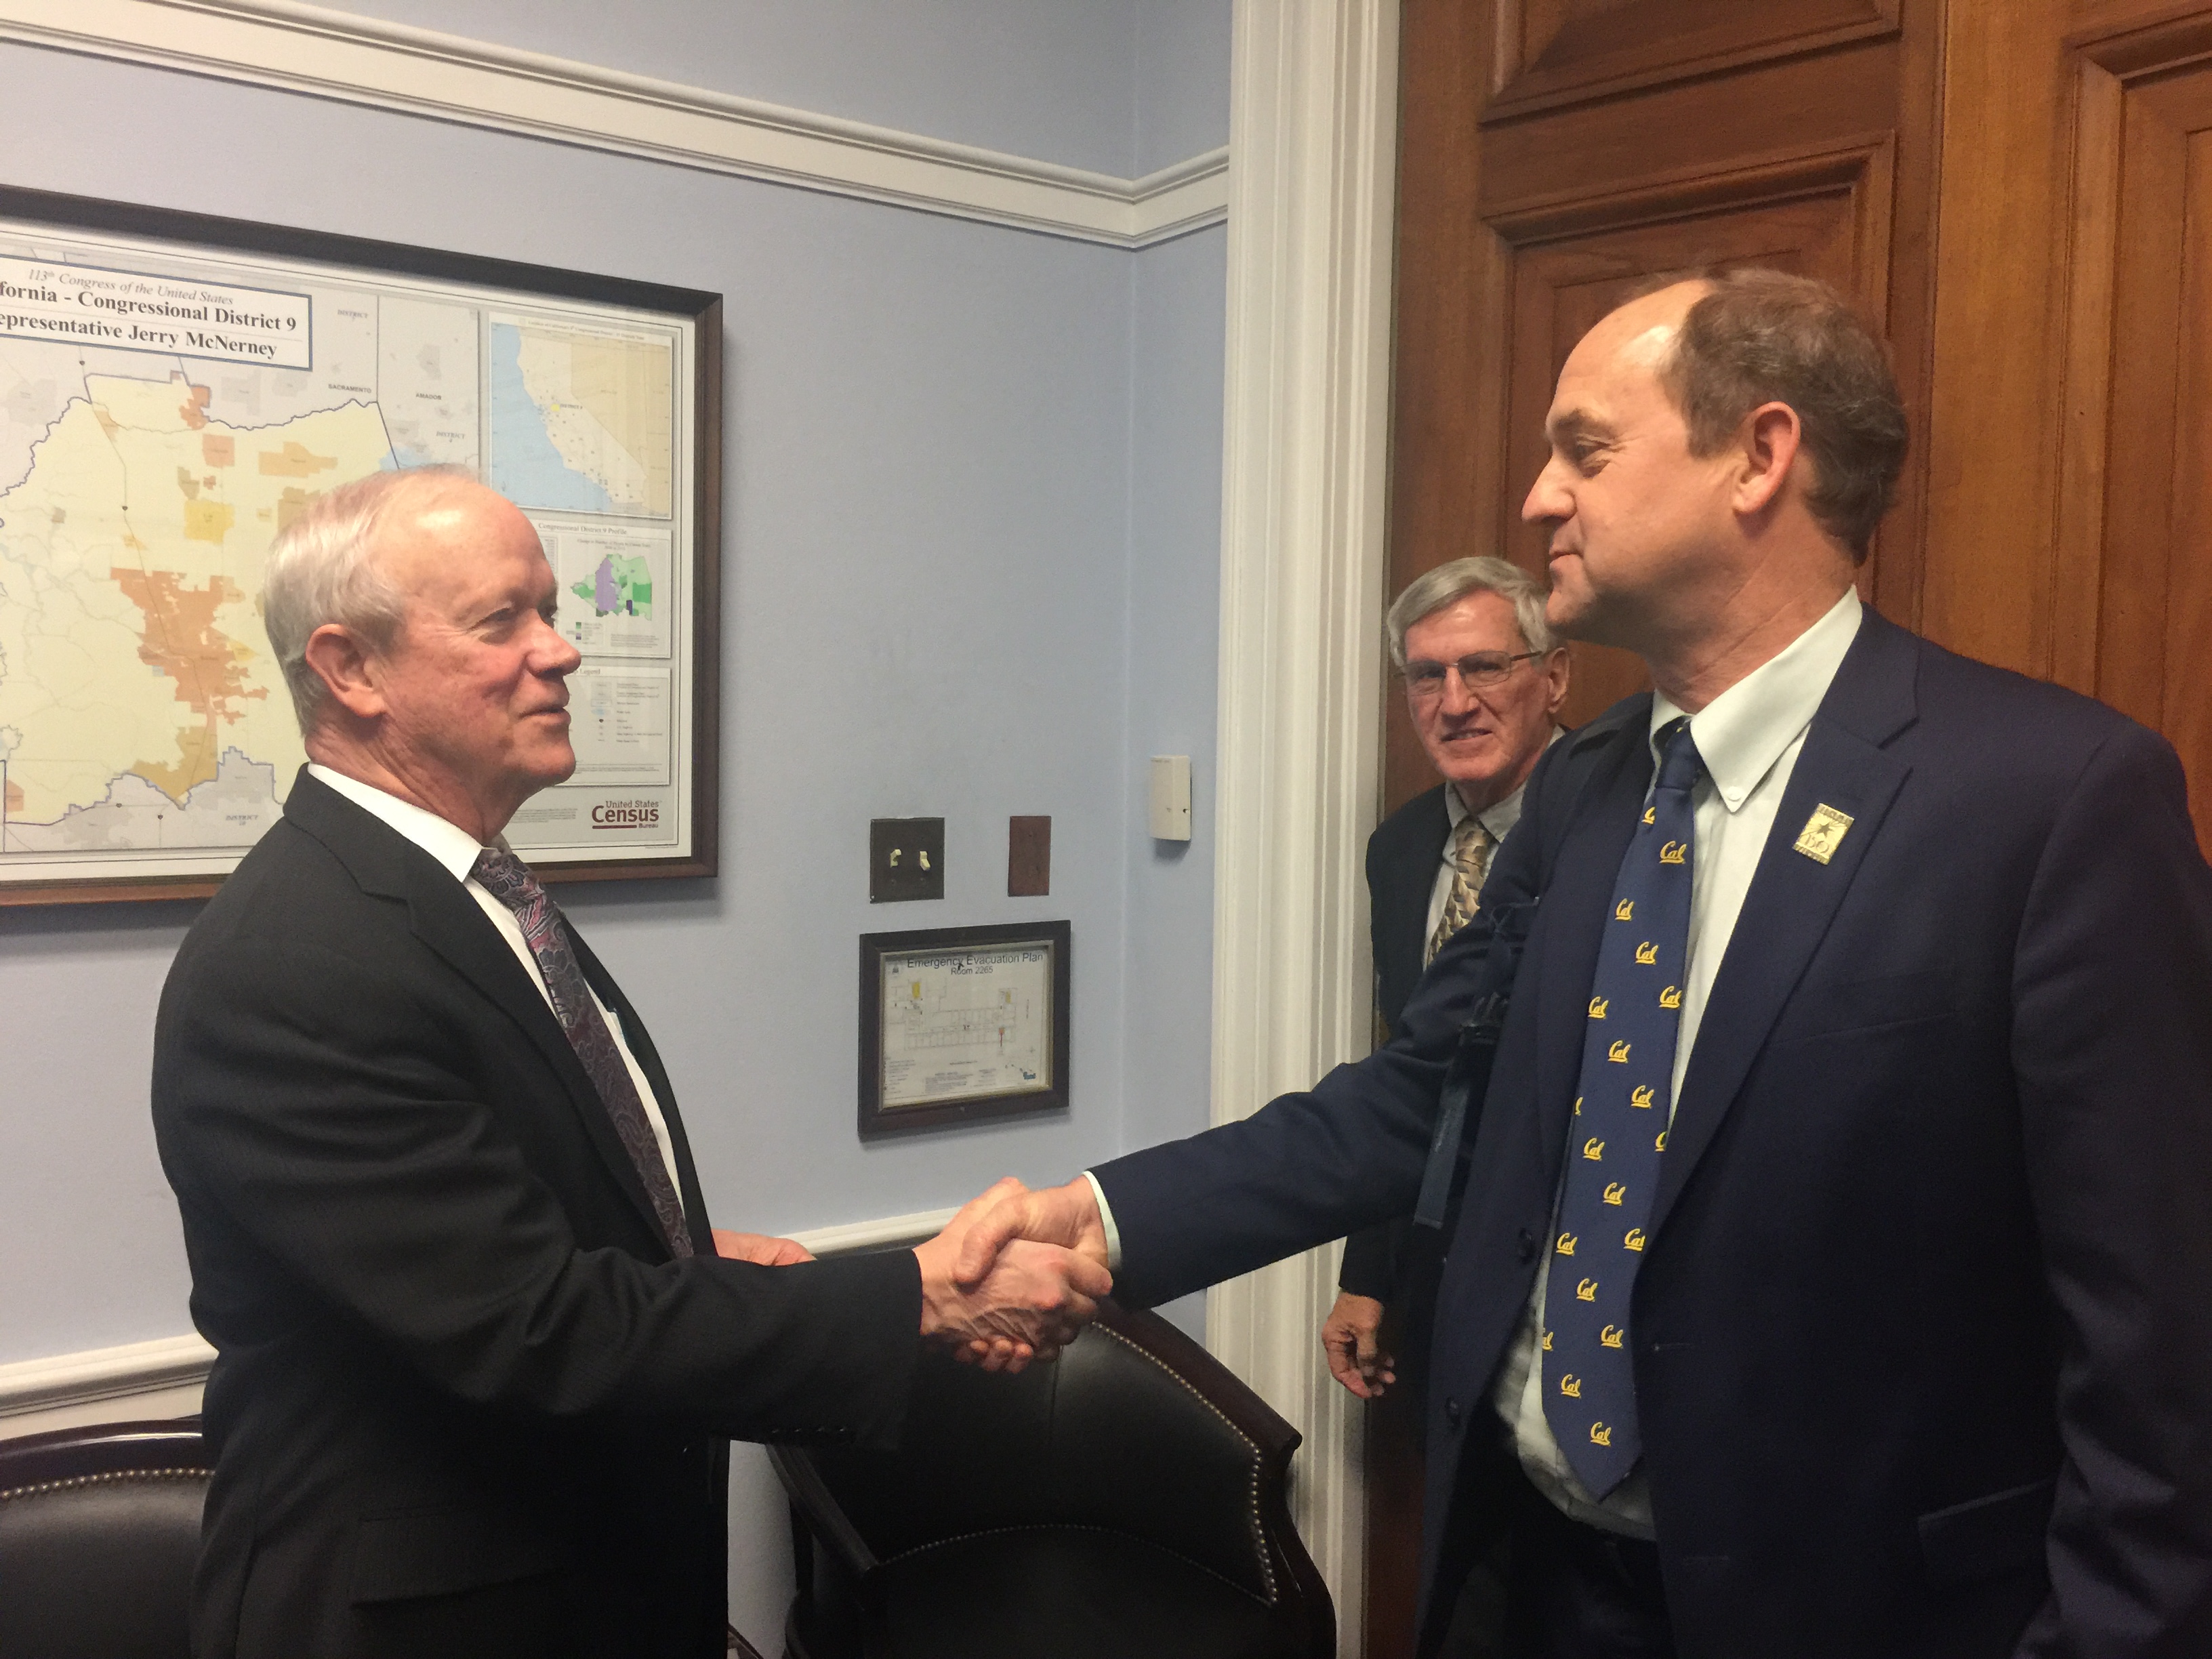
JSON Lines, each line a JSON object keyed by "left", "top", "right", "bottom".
{"left": 0, "top": 221, "right": 685, "bottom": 883}
{"left": 487, "top": 318, "right": 673, "bottom": 519}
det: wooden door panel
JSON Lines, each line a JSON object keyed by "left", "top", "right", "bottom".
{"left": 1478, "top": 37, "right": 1901, "bottom": 207}
{"left": 2047, "top": 20, "right": 2212, "bottom": 855}
{"left": 1489, "top": 0, "right": 1900, "bottom": 120}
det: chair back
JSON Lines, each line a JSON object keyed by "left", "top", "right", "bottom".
{"left": 0, "top": 1418, "right": 209, "bottom": 1659}
{"left": 774, "top": 1301, "right": 1332, "bottom": 1656}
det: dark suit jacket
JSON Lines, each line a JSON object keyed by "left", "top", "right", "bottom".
{"left": 1094, "top": 611, "right": 2212, "bottom": 1656}
{"left": 152, "top": 772, "right": 922, "bottom": 1659}
{"left": 1338, "top": 783, "right": 1450, "bottom": 1301}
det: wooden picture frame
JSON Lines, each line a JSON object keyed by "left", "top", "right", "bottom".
{"left": 0, "top": 185, "right": 722, "bottom": 905}
{"left": 859, "top": 920, "right": 1071, "bottom": 1136}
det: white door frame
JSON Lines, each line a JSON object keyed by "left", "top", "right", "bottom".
{"left": 1205, "top": 3, "right": 1403, "bottom": 1653}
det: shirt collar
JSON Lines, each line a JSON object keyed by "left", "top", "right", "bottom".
{"left": 1446, "top": 724, "right": 1564, "bottom": 841}
{"left": 306, "top": 762, "right": 489, "bottom": 884}
{"left": 1650, "top": 587, "right": 1863, "bottom": 813}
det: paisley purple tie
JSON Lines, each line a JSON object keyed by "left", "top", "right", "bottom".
{"left": 472, "top": 847, "right": 693, "bottom": 1258}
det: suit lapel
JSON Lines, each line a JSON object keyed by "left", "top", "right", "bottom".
{"left": 1647, "top": 613, "right": 1921, "bottom": 1240}
{"left": 283, "top": 772, "right": 673, "bottom": 1251}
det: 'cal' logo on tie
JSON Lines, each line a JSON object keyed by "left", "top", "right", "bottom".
{"left": 1556, "top": 1232, "right": 1577, "bottom": 1256}
{"left": 1615, "top": 899, "right": 1634, "bottom": 921}
{"left": 1659, "top": 985, "right": 1681, "bottom": 1010}
{"left": 1642, "top": 806, "right": 1656, "bottom": 826}
{"left": 1559, "top": 1374, "right": 1582, "bottom": 1398}
{"left": 1793, "top": 803, "right": 1855, "bottom": 865}
{"left": 1600, "top": 1325, "right": 1625, "bottom": 1349}
{"left": 1635, "top": 941, "right": 1658, "bottom": 965}
{"left": 1582, "top": 1136, "right": 1605, "bottom": 1162}
{"left": 1629, "top": 1085, "right": 1655, "bottom": 1109}
{"left": 1624, "top": 1228, "right": 1646, "bottom": 1252}
{"left": 1576, "top": 1277, "right": 1599, "bottom": 1302}
{"left": 1591, "top": 1422, "right": 1612, "bottom": 1446}
{"left": 1660, "top": 840, "right": 1687, "bottom": 865}
{"left": 1603, "top": 1181, "right": 1627, "bottom": 1206}
{"left": 1655, "top": 1130, "right": 1668, "bottom": 1153}
{"left": 1541, "top": 1330, "right": 1553, "bottom": 1351}
{"left": 1607, "top": 1040, "right": 1631, "bottom": 1063}
{"left": 1574, "top": 1095, "right": 1583, "bottom": 1115}
{"left": 1588, "top": 996, "right": 1609, "bottom": 1020}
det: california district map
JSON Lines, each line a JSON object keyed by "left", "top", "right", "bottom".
{"left": 0, "top": 224, "right": 676, "bottom": 881}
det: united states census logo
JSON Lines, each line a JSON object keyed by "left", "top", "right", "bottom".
{"left": 590, "top": 799, "right": 660, "bottom": 829}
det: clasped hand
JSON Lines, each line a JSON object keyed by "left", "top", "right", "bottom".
{"left": 913, "top": 1176, "right": 1113, "bottom": 1372}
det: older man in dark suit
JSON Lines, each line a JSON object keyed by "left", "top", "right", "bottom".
{"left": 152, "top": 468, "right": 1107, "bottom": 1659}
{"left": 1324, "top": 556, "right": 1568, "bottom": 1401}
{"left": 957, "top": 271, "right": 2212, "bottom": 1656}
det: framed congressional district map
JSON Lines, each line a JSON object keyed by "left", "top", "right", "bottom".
{"left": 858, "top": 921, "right": 1072, "bottom": 1136}
{"left": 0, "top": 186, "right": 721, "bottom": 905}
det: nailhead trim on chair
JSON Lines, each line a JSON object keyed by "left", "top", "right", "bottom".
{"left": 0, "top": 1468, "right": 210, "bottom": 1504}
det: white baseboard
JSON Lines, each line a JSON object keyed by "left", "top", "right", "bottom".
{"left": 0, "top": 0, "right": 1229, "bottom": 248}
{"left": 0, "top": 1206, "right": 958, "bottom": 1442}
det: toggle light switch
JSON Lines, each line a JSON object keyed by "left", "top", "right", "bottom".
{"left": 870, "top": 817, "right": 945, "bottom": 901}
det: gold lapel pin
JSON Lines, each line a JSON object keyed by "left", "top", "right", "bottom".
{"left": 1793, "top": 804, "right": 1855, "bottom": 864}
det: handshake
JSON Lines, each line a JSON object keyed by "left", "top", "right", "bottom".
{"left": 721, "top": 1175, "right": 1116, "bottom": 1370}
{"left": 911, "top": 1176, "right": 1114, "bottom": 1370}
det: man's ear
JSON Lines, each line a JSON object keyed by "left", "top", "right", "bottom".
{"left": 1540, "top": 646, "right": 1571, "bottom": 716}
{"left": 301, "top": 622, "right": 388, "bottom": 722}
{"left": 1732, "top": 401, "right": 1803, "bottom": 518}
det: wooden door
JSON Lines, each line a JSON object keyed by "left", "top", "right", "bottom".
{"left": 1923, "top": 0, "right": 2212, "bottom": 860}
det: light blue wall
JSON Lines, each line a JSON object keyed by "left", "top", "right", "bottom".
{"left": 0, "top": 9, "right": 1226, "bottom": 1647}
{"left": 307, "top": 0, "right": 1231, "bottom": 177}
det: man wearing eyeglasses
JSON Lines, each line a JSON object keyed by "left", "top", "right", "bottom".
{"left": 1322, "top": 556, "right": 1570, "bottom": 1405}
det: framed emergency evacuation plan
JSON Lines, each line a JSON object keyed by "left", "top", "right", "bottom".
{"left": 0, "top": 186, "right": 721, "bottom": 905}
{"left": 859, "top": 922, "right": 1073, "bottom": 1137}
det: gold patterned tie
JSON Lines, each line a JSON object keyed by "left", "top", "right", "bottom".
{"left": 1427, "top": 815, "right": 1494, "bottom": 965}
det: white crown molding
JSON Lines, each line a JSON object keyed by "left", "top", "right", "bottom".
{"left": 1204, "top": 2, "right": 1401, "bottom": 1652}
{"left": 0, "top": 0, "right": 1229, "bottom": 249}
{"left": 0, "top": 1206, "right": 955, "bottom": 1440}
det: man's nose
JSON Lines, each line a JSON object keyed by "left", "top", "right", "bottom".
{"left": 1439, "top": 668, "right": 1481, "bottom": 715}
{"left": 536, "top": 617, "right": 583, "bottom": 674}
{"left": 1523, "top": 458, "right": 1569, "bottom": 527}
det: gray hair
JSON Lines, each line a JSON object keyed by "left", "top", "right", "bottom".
{"left": 1385, "top": 556, "right": 1557, "bottom": 671}
{"left": 263, "top": 466, "right": 472, "bottom": 733}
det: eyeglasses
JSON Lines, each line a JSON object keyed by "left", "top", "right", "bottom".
{"left": 1402, "top": 651, "right": 1545, "bottom": 699}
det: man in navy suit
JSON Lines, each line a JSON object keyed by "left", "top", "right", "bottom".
{"left": 956, "top": 271, "right": 2212, "bottom": 1656}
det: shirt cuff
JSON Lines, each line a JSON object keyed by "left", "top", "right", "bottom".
{"left": 1080, "top": 1170, "right": 1124, "bottom": 1272}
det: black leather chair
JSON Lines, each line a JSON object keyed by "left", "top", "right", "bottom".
{"left": 0, "top": 1417, "right": 211, "bottom": 1659}
{"left": 773, "top": 1300, "right": 1335, "bottom": 1659}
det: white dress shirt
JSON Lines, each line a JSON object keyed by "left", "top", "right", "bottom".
{"left": 306, "top": 763, "right": 685, "bottom": 1200}
{"left": 1491, "top": 586, "right": 1864, "bottom": 1535}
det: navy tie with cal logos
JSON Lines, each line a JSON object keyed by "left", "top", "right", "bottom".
{"left": 1542, "top": 716, "right": 1702, "bottom": 1496}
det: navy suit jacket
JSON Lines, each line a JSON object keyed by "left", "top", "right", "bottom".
{"left": 1338, "top": 783, "right": 1452, "bottom": 1300}
{"left": 1094, "top": 611, "right": 2212, "bottom": 1656}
